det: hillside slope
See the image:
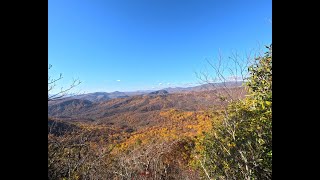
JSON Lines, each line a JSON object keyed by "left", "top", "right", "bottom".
{"left": 48, "top": 87, "right": 245, "bottom": 130}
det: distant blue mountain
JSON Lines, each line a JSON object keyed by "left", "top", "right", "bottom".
{"left": 50, "top": 81, "right": 243, "bottom": 103}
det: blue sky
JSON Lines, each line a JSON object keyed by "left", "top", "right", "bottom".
{"left": 49, "top": 0, "right": 272, "bottom": 93}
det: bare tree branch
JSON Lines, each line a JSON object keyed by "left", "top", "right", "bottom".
{"left": 48, "top": 64, "right": 81, "bottom": 101}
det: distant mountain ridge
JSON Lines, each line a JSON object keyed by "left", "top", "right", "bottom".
{"left": 48, "top": 86, "right": 245, "bottom": 130}
{"left": 50, "top": 81, "right": 243, "bottom": 103}
{"left": 149, "top": 90, "right": 169, "bottom": 95}
{"left": 163, "top": 81, "right": 243, "bottom": 93}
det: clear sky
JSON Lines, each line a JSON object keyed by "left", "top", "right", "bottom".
{"left": 49, "top": 0, "right": 272, "bottom": 93}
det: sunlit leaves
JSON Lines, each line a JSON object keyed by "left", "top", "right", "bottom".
{"left": 198, "top": 45, "right": 272, "bottom": 179}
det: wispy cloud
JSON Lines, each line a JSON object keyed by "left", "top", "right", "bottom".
{"left": 116, "top": 80, "right": 121, "bottom": 82}
{"left": 227, "top": 76, "right": 243, "bottom": 82}
{"left": 181, "top": 82, "right": 195, "bottom": 87}
{"left": 158, "top": 83, "right": 162, "bottom": 85}
{"left": 265, "top": 17, "right": 272, "bottom": 24}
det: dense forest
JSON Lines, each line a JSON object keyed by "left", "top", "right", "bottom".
{"left": 48, "top": 45, "right": 272, "bottom": 180}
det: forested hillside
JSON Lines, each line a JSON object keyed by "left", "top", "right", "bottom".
{"left": 48, "top": 46, "right": 272, "bottom": 180}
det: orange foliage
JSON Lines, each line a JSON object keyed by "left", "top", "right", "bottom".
{"left": 112, "top": 109, "right": 214, "bottom": 154}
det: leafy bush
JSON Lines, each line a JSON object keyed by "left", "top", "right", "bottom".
{"left": 198, "top": 45, "right": 272, "bottom": 179}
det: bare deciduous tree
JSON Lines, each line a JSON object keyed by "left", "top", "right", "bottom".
{"left": 195, "top": 47, "right": 263, "bottom": 104}
{"left": 48, "top": 64, "right": 81, "bottom": 101}
{"left": 113, "top": 138, "right": 198, "bottom": 180}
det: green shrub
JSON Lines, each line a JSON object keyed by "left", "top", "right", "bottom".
{"left": 199, "top": 45, "right": 272, "bottom": 179}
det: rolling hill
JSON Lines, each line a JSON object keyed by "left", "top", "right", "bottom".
{"left": 48, "top": 86, "right": 245, "bottom": 131}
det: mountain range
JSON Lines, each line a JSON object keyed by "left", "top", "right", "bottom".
{"left": 49, "top": 81, "right": 243, "bottom": 103}
{"left": 48, "top": 82, "right": 245, "bottom": 132}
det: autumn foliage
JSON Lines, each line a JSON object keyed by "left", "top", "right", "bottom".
{"left": 48, "top": 45, "right": 271, "bottom": 179}
{"left": 196, "top": 45, "right": 272, "bottom": 179}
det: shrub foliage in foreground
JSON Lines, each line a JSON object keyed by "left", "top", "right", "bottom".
{"left": 199, "top": 45, "right": 272, "bottom": 179}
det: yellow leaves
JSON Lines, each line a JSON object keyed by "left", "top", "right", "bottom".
{"left": 112, "top": 110, "right": 215, "bottom": 155}
{"left": 265, "top": 101, "right": 271, "bottom": 106}
{"left": 160, "top": 109, "right": 194, "bottom": 122}
{"left": 223, "top": 161, "right": 230, "bottom": 170}
{"left": 227, "top": 142, "right": 236, "bottom": 147}
{"left": 258, "top": 138, "right": 265, "bottom": 145}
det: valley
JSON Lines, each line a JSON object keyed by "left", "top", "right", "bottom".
{"left": 48, "top": 84, "right": 246, "bottom": 179}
